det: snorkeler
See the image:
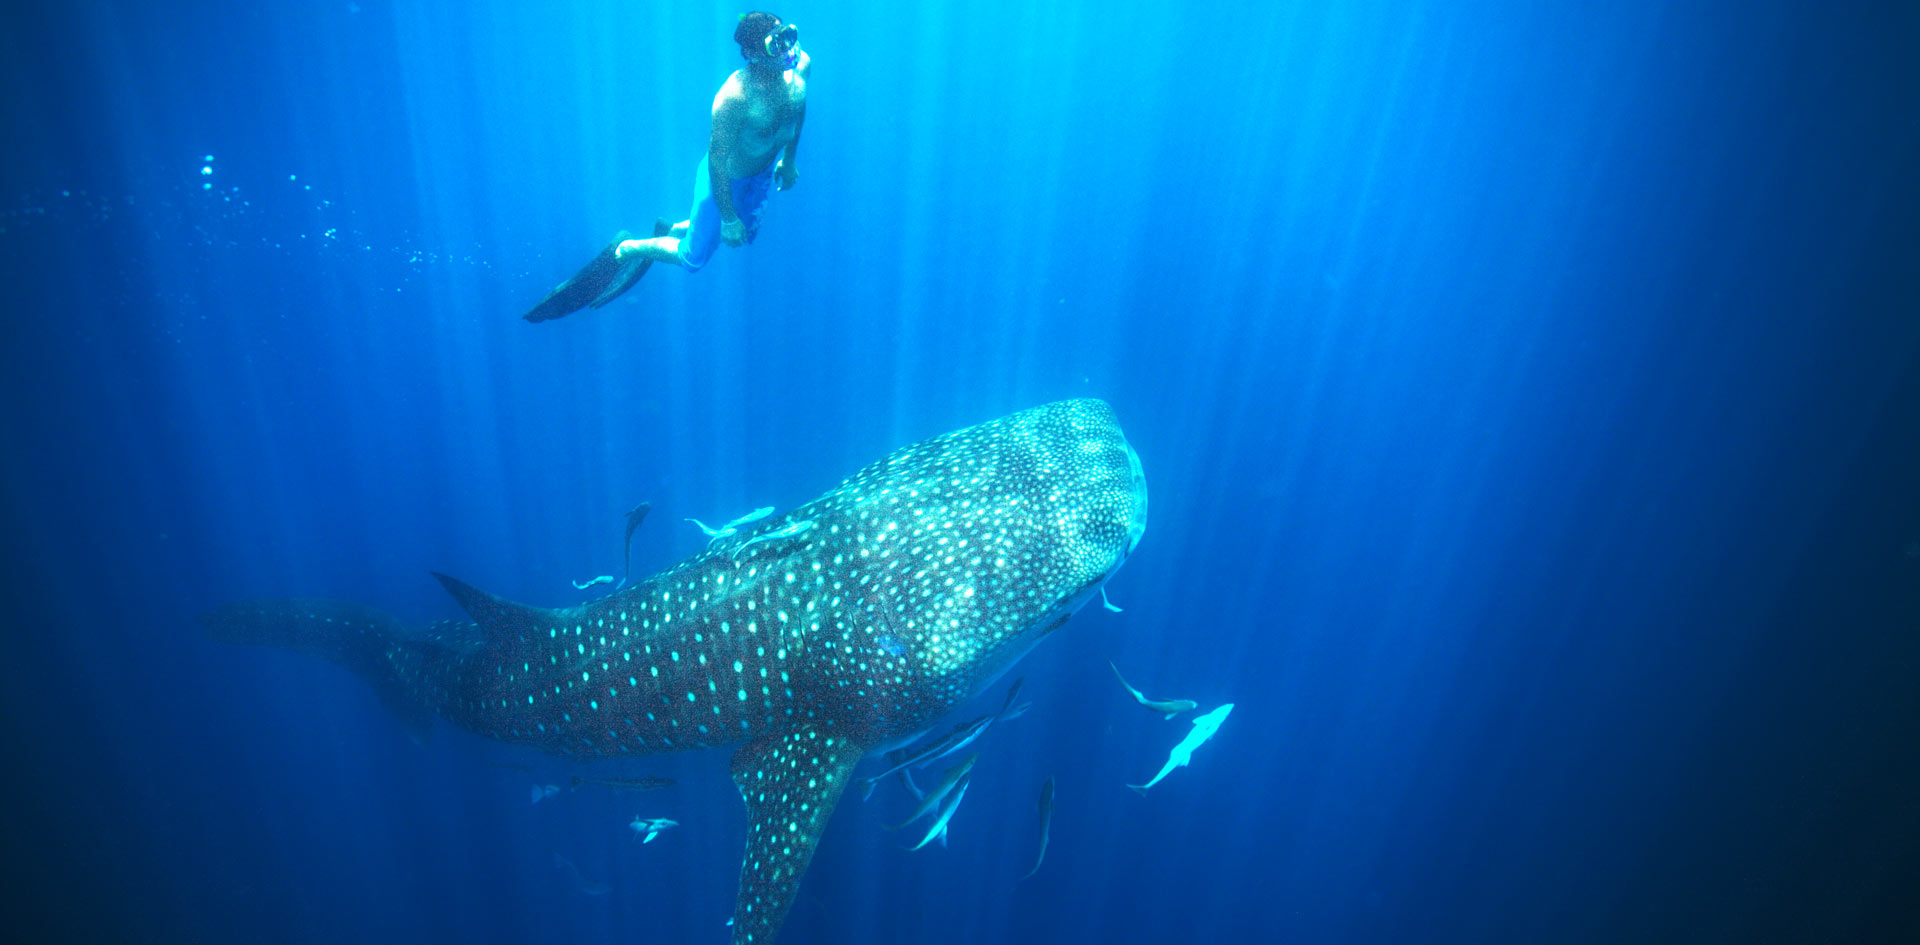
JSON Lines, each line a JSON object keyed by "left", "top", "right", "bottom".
{"left": 523, "top": 12, "right": 809, "bottom": 322}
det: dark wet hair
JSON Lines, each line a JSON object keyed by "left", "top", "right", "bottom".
{"left": 734, "top": 12, "right": 781, "bottom": 59}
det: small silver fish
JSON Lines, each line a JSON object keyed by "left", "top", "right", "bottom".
{"left": 1128, "top": 703, "right": 1234, "bottom": 794}
{"left": 1021, "top": 776, "right": 1055, "bottom": 880}
{"left": 721, "top": 506, "right": 775, "bottom": 530}
{"left": 622, "top": 501, "right": 652, "bottom": 581}
{"left": 887, "top": 752, "right": 979, "bottom": 831}
{"left": 684, "top": 507, "right": 775, "bottom": 549}
{"left": 628, "top": 815, "right": 679, "bottom": 843}
{"left": 858, "top": 681, "right": 1024, "bottom": 791}
{"left": 684, "top": 518, "right": 738, "bottom": 543}
{"left": 731, "top": 518, "right": 816, "bottom": 558}
{"left": 573, "top": 774, "right": 675, "bottom": 792}
{"left": 907, "top": 775, "right": 971, "bottom": 851}
{"left": 553, "top": 852, "right": 611, "bottom": 896}
{"left": 1109, "top": 661, "right": 1198, "bottom": 719}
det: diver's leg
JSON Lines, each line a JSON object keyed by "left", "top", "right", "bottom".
{"left": 588, "top": 219, "right": 678, "bottom": 309}
{"left": 614, "top": 218, "right": 684, "bottom": 265}
{"left": 661, "top": 158, "right": 724, "bottom": 272}
{"left": 616, "top": 157, "right": 718, "bottom": 269}
{"left": 616, "top": 236, "right": 682, "bottom": 264}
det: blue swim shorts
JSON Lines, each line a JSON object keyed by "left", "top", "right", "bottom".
{"left": 679, "top": 155, "right": 776, "bottom": 272}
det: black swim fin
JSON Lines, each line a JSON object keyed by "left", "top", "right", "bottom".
{"left": 522, "top": 231, "right": 632, "bottom": 323}
{"left": 588, "top": 218, "right": 674, "bottom": 311}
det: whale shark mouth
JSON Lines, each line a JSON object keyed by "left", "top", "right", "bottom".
{"left": 1122, "top": 435, "right": 1148, "bottom": 556}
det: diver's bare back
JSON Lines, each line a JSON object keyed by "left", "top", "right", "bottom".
{"left": 719, "top": 51, "right": 808, "bottom": 176}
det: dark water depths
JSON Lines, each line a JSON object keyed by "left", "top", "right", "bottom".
{"left": 2, "top": 2, "right": 1915, "bottom": 943}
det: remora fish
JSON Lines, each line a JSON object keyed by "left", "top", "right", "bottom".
{"left": 907, "top": 775, "right": 972, "bottom": 851}
{"left": 629, "top": 816, "right": 678, "bottom": 843}
{"left": 856, "top": 679, "right": 1025, "bottom": 792}
{"left": 886, "top": 752, "right": 979, "bottom": 830}
{"left": 553, "top": 851, "right": 611, "bottom": 896}
{"left": 1108, "top": 661, "right": 1198, "bottom": 719}
{"left": 1021, "top": 776, "right": 1055, "bottom": 880}
{"left": 202, "top": 399, "right": 1148, "bottom": 945}
{"left": 622, "top": 501, "right": 652, "bottom": 582}
{"left": 725, "top": 506, "right": 775, "bottom": 530}
{"left": 858, "top": 746, "right": 915, "bottom": 802}
{"left": 685, "top": 506, "right": 775, "bottom": 548}
{"left": 1128, "top": 703, "right": 1234, "bottom": 794}
{"left": 730, "top": 518, "right": 815, "bottom": 558}
{"left": 572, "top": 774, "right": 675, "bottom": 792}
{"left": 684, "top": 517, "right": 738, "bottom": 543}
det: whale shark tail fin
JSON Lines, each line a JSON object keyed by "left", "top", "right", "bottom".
{"left": 200, "top": 598, "right": 450, "bottom": 741}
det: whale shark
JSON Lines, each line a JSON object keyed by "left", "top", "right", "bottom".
{"left": 202, "top": 398, "right": 1148, "bottom": 945}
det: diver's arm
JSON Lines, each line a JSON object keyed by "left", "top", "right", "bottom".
{"left": 779, "top": 55, "right": 809, "bottom": 190}
{"left": 778, "top": 104, "right": 805, "bottom": 190}
{"left": 709, "top": 92, "right": 745, "bottom": 227}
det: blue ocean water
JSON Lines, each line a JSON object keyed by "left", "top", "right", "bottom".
{"left": 2, "top": 1, "right": 1916, "bottom": 943}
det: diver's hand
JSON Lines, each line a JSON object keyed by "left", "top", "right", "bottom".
{"left": 721, "top": 217, "right": 746, "bottom": 246}
{"left": 777, "top": 162, "right": 799, "bottom": 191}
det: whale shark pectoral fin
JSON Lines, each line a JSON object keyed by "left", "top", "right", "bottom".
{"left": 728, "top": 727, "right": 868, "bottom": 945}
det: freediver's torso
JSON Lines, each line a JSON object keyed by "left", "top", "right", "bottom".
{"left": 717, "top": 50, "right": 808, "bottom": 178}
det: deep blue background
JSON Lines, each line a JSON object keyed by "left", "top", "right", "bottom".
{"left": 2, "top": 1, "right": 1916, "bottom": 943}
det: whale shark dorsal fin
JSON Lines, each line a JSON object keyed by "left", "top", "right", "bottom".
{"left": 728, "top": 726, "right": 868, "bottom": 945}
{"left": 431, "top": 572, "right": 552, "bottom": 643}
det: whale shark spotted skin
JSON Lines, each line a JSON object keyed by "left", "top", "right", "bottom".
{"left": 203, "top": 399, "right": 1148, "bottom": 945}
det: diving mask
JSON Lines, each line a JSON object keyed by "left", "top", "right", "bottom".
{"left": 764, "top": 23, "right": 800, "bottom": 68}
